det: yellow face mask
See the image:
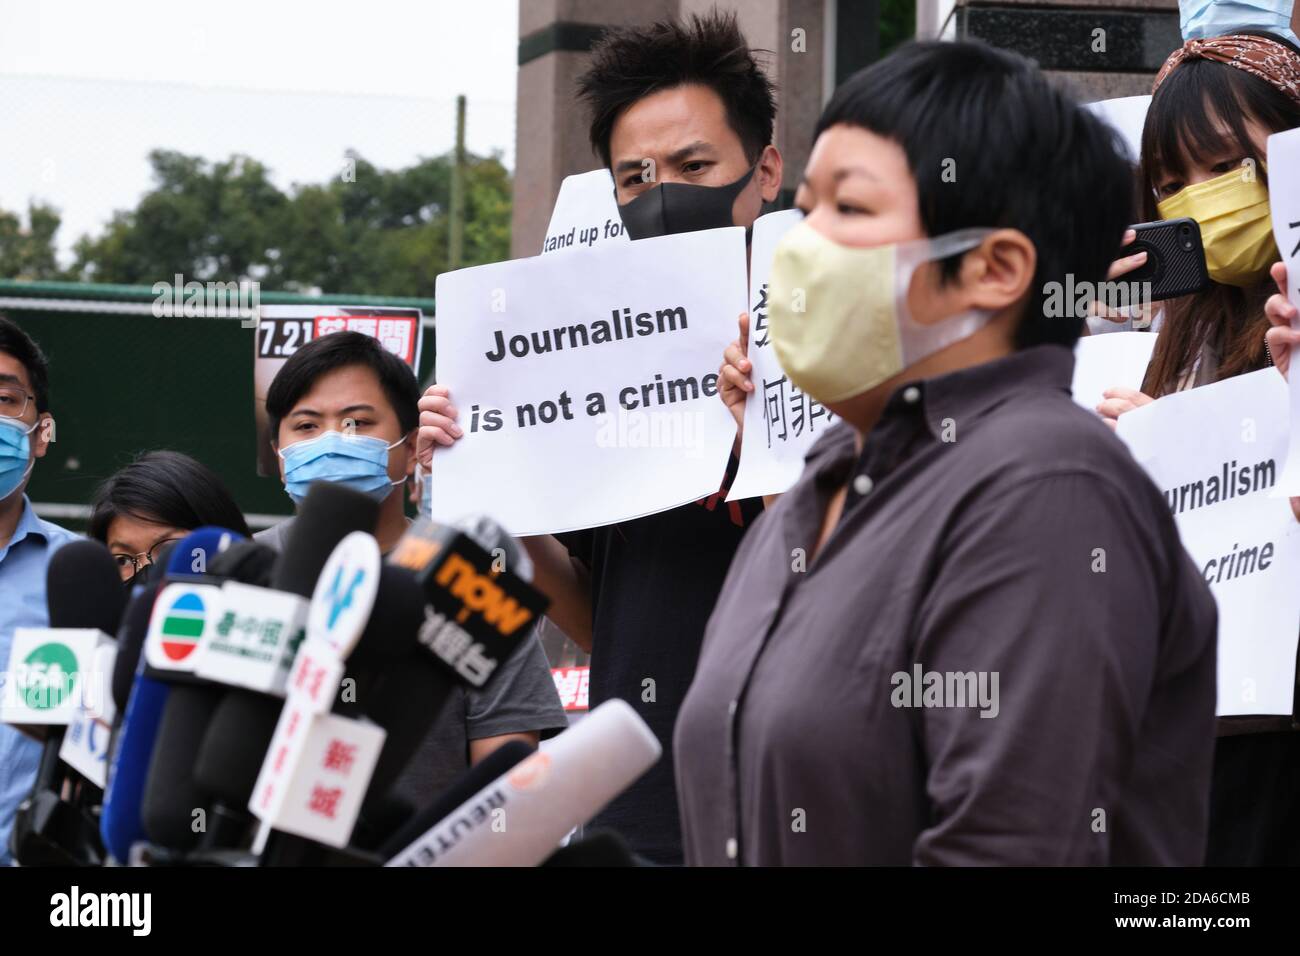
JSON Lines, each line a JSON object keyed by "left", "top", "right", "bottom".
{"left": 767, "top": 222, "right": 994, "bottom": 405}
{"left": 1156, "top": 166, "right": 1278, "bottom": 287}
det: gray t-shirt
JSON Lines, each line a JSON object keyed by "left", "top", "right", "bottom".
{"left": 255, "top": 518, "right": 569, "bottom": 806}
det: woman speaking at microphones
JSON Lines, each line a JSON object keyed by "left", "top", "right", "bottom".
{"left": 674, "top": 40, "right": 1219, "bottom": 866}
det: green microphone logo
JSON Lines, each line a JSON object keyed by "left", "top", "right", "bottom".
{"left": 20, "top": 642, "right": 80, "bottom": 710}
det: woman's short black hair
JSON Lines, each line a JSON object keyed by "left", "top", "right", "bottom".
{"left": 88, "top": 450, "right": 251, "bottom": 541}
{"left": 577, "top": 10, "right": 777, "bottom": 169}
{"left": 265, "top": 330, "right": 420, "bottom": 439}
{"left": 0, "top": 315, "right": 51, "bottom": 412}
{"left": 815, "top": 40, "right": 1134, "bottom": 348}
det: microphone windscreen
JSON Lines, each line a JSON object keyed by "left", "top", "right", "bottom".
{"left": 142, "top": 683, "right": 223, "bottom": 849}
{"left": 273, "top": 482, "right": 379, "bottom": 597}
{"left": 346, "top": 565, "right": 429, "bottom": 669}
{"left": 47, "top": 539, "right": 128, "bottom": 632}
{"left": 207, "top": 540, "right": 277, "bottom": 587}
{"left": 379, "top": 739, "right": 534, "bottom": 859}
{"left": 165, "top": 526, "right": 241, "bottom": 580}
{"left": 193, "top": 689, "right": 283, "bottom": 807}
{"left": 540, "top": 829, "right": 638, "bottom": 867}
{"left": 112, "top": 583, "right": 160, "bottom": 712}
{"left": 454, "top": 514, "right": 533, "bottom": 583}
{"left": 100, "top": 673, "right": 169, "bottom": 863}
{"left": 358, "top": 652, "right": 458, "bottom": 810}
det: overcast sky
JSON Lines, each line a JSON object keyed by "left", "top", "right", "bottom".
{"left": 0, "top": 0, "right": 519, "bottom": 261}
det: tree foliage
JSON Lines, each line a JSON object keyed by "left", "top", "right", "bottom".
{"left": 0, "top": 148, "right": 513, "bottom": 296}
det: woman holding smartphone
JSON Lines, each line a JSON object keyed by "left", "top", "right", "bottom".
{"left": 1096, "top": 30, "right": 1300, "bottom": 866}
{"left": 1096, "top": 30, "right": 1299, "bottom": 421}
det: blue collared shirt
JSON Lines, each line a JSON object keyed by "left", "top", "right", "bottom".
{"left": 0, "top": 496, "right": 78, "bottom": 865}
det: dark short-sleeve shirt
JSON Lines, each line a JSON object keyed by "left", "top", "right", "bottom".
{"left": 674, "top": 345, "right": 1219, "bottom": 866}
{"left": 558, "top": 460, "right": 764, "bottom": 865}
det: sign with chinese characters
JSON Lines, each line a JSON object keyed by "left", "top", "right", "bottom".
{"left": 253, "top": 304, "right": 424, "bottom": 475}
{"left": 729, "top": 209, "right": 836, "bottom": 501}
{"left": 249, "top": 699, "right": 385, "bottom": 848}
{"left": 551, "top": 666, "right": 589, "bottom": 712}
{"left": 194, "top": 582, "right": 307, "bottom": 696}
{"left": 390, "top": 518, "right": 550, "bottom": 689}
{"left": 1266, "top": 127, "right": 1300, "bottom": 496}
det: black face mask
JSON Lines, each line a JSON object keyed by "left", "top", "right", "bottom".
{"left": 616, "top": 165, "right": 757, "bottom": 240}
{"left": 123, "top": 560, "right": 156, "bottom": 592}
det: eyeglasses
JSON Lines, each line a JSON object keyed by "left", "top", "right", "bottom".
{"left": 112, "top": 536, "right": 184, "bottom": 578}
{"left": 0, "top": 386, "right": 34, "bottom": 420}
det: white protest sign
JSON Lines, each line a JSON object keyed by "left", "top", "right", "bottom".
{"left": 1117, "top": 368, "right": 1300, "bottom": 716}
{"left": 1082, "top": 95, "right": 1150, "bottom": 165}
{"left": 728, "top": 209, "right": 838, "bottom": 501}
{"left": 541, "top": 169, "right": 629, "bottom": 255}
{"left": 1071, "top": 330, "right": 1157, "bottom": 414}
{"left": 1267, "top": 127, "right": 1300, "bottom": 496}
{"left": 432, "top": 227, "right": 747, "bottom": 535}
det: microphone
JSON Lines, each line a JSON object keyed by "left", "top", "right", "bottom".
{"left": 191, "top": 564, "right": 427, "bottom": 845}
{"left": 385, "top": 699, "right": 660, "bottom": 867}
{"left": 377, "top": 738, "right": 534, "bottom": 858}
{"left": 540, "top": 830, "right": 639, "bottom": 867}
{"left": 193, "top": 484, "right": 378, "bottom": 696}
{"left": 5, "top": 540, "right": 127, "bottom": 865}
{"left": 99, "top": 528, "right": 235, "bottom": 863}
{"left": 388, "top": 516, "right": 548, "bottom": 689}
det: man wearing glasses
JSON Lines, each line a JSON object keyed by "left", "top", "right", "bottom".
{"left": 0, "top": 316, "right": 77, "bottom": 864}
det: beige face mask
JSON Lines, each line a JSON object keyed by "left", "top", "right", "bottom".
{"left": 767, "top": 222, "right": 996, "bottom": 405}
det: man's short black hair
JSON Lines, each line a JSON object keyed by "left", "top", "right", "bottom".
{"left": 816, "top": 41, "right": 1134, "bottom": 348}
{"left": 265, "top": 331, "right": 420, "bottom": 440}
{"left": 0, "top": 315, "right": 51, "bottom": 413}
{"left": 577, "top": 10, "right": 777, "bottom": 169}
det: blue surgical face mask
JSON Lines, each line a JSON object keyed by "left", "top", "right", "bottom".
{"left": 1181, "top": 0, "right": 1300, "bottom": 46}
{"left": 277, "top": 430, "right": 408, "bottom": 505}
{"left": 0, "top": 416, "right": 38, "bottom": 502}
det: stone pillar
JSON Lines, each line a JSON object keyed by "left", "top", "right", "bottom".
{"left": 512, "top": 0, "right": 678, "bottom": 259}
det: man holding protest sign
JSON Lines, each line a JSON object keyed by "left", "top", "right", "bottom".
{"left": 418, "top": 12, "right": 782, "bottom": 864}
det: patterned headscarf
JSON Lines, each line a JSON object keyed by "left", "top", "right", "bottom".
{"left": 1153, "top": 33, "right": 1300, "bottom": 103}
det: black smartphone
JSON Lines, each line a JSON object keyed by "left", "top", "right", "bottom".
{"left": 1117, "top": 217, "right": 1212, "bottom": 302}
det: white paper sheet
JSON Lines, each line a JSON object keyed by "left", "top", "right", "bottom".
{"left": 1082, "top": 95, "right": 1150, "bottom": 165}
{"left": 727, "top": 209, "right": 839, "bottom": 501}
{"left": 1117, "top": 369, "right": 1300, "bottom": 716}
{"left": 431, "top": 227, "right": 747, "bottom": 535}
{"left": 1071, "top": 330, "right": 1158, "bottom": 414}
{"left": 540, "top": 168, "right": 629, "bottom": 256}
{"left": 1266, "top": 127, "right": 1300, "bottom": 497}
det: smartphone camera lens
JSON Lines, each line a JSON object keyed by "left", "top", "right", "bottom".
{"left": 1179, "top": 224, "right": 1193, "bottom": 250}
